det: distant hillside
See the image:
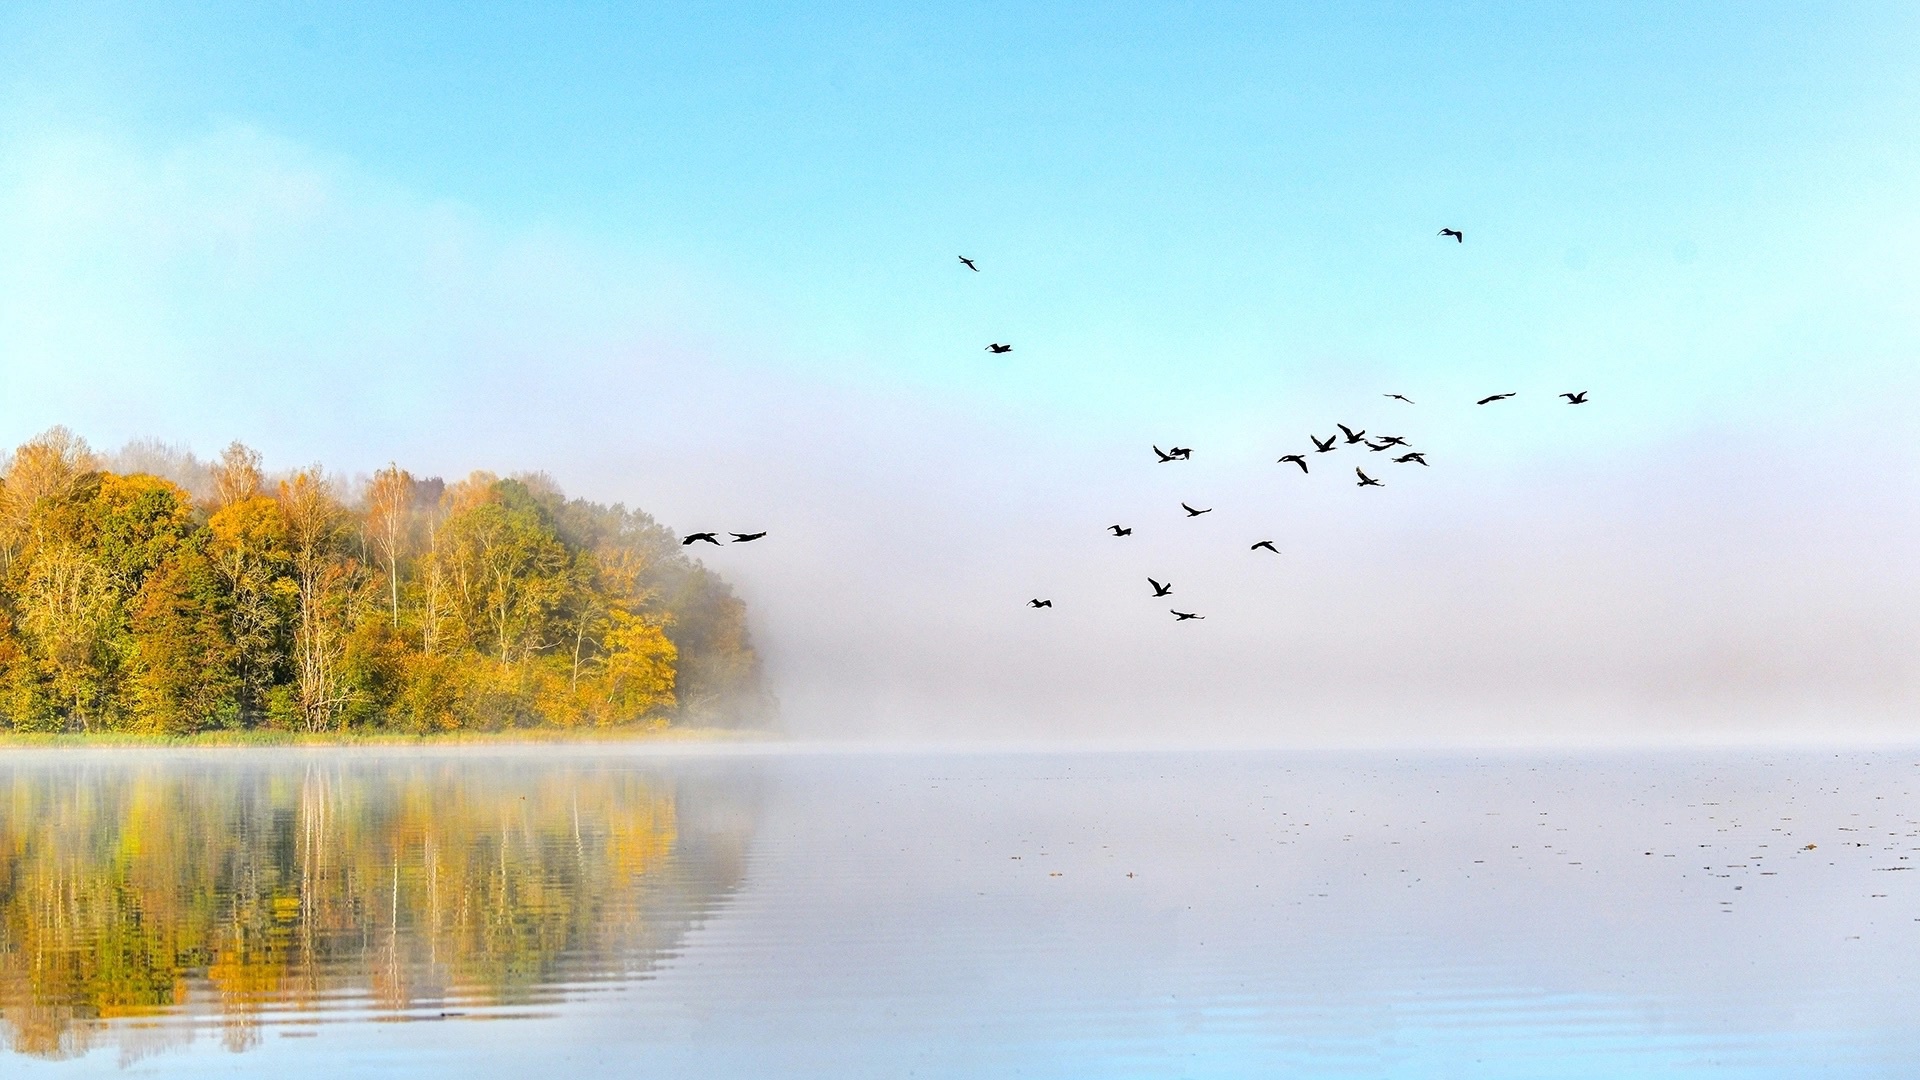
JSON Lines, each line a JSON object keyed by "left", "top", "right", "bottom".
{"left": 0, "top": 428, "right": 772, "bottom": 735}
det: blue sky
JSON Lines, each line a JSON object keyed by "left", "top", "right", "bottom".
{"left": 3, "top": 3, "right": 1919, "bottom": 740}
{"left": 9, "top": 2, "right": 1918, "bottom": 422}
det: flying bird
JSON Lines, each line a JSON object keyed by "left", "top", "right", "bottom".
{"left": 729, "top": 532, "right": 767, "bottom": 543}
{"left": 1181, "top": 502, "right": 1212, "bottom": 517}
{"left": 958, "top": 256, "right": 979, "bottom": 271}
{"left": 1385, "top": 393, "right": 1415, "bottom": 404}
{"left": 1438, "top": 228, "right": 1463, "bottom": 242}
{"left": 1372, "top": 435, "right": 1409, "bottom": 447}
{"left": 1355, "top": 469, "right": 1383, "bottom": 488}
{"left": 1366, "top": 439, "right": 1397, "bottom": 452}
{"left": 1251, "top": 540, "right": 1279, "bottom": 554}
{"left": 1171, "top": 610, "right": 1205, "bottom": 621}
{"left": 1310, "top": 434, "right": 1338, "bottom": 453}
{"left": 1278, "top": 454, "right": 1309, "bottom": 473}
{"left": 1476, "top": 393, "right": 1515, "bottom": 405}
{"left": 1337, "top": 423, "right": 1367, "bottom": 444}
{"left": 1108, "top": 525, "right": 1132, "bottom": 536}
{"left": 1394, "top": 452, "right": 1428, "bottom": 466}
{"left": 985, "top": 343, "right": 1013, "bottom": 354}
{"left": 1561, "top": 391, "right": 1589, "bottom": 404}
{"left": 1029, "top": 599, "right": 1052, "bottom": 608}
{"left": 681, "top": 532, "right": 721, "bottom": 546}
{"left": 1148, "top": 578, "right": 1173, "bottom": 597}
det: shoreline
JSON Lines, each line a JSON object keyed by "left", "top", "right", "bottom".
{"left": 0, "top": 726, "right": 770, "bottom": 749}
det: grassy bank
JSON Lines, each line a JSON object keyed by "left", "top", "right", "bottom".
{"left": 0, "top": 726, "right": 769, "bottom": 748}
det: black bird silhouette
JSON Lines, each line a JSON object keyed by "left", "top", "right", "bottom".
{"left": 681, "top": 532, "right": 721, "bottom": 546}
{"left": 1278, "top": 454, "right": 1308, "bottom": 473}
{"left": 1385, "top": 393, "right": 1416, "bottom": 404}
{"left": 1148, "top": 578, "right": 1173, "bottom": 597}
{"left": 1029, "top": 599, "right": 1052, "bottom": 608}
{"left": 1171, "top": 610, "right": 1204, "bottom": 621}
{"left": 729, "top": 532, "right": 767, "bottom": 543}
{"left": 1355, "top": 468, "right": 1383, "bottom": 488}
{"left": 1310, "top": 434, "right": 1338, "bottom": 453}
{"left": 1366, "top": 439, "right": 1397, "bottom": 452}
{"left": 1181, "top": 502, "right": 1212, "bottom": 517}
{"left": 1337, "top": 423, "right": 1367, "bottom": 444}
{"left": 958, "top": 256, "right": 979, "bottom": 271}
{"left": 1561, "top": 391, "right": 1589, "bottom": 404}
{"left": 986, "top": 343, "right": 1012, "bottom": 354}
{"left": 1394, "top": 452, "right": 1428, "bottom": 466}
{"left": 1108, "top": 525, "right": 1132, "bottom": 536}
{"left": 1373, "top": 435, "right": 1409, "bottom": 447}
{"left": 1438, "top": 228, "right": 1463, "bottom": 242}
{"left": 1251, "top": 540, "right": 1279, "bottom": 554}
{"left": 1477, "top": 392, "right": 1516, "bottom": 405}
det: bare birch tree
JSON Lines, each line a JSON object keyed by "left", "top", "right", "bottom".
{"left": 364, "top": 464, "right": 414, "bottom": 630}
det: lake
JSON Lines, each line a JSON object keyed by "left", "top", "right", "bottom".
{"left": 2, "top": 747, "right": 1917, "bottom": 1077}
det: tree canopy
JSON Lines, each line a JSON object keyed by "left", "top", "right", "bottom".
{"left": 0, "top": 429, "right": 771, "bottom": 734}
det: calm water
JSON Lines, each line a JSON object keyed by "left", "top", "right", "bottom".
{"left": 3, "top": 747, "right": 1919, "bottom": 1077}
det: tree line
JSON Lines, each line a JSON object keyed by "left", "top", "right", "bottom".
{"left": 0, "top": 428, "right": 770, "bottom": 733}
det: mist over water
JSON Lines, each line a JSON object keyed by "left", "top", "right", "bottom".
{"left": 7, "top": 747, "right": 1920, "bottom": 1077}
{"left": 31, "top": 363, "right": 1920, "bottom": 747}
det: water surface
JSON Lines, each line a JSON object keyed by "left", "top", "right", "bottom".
{"left": 4, "top": 748, "right": 1918, "bottom": 1077}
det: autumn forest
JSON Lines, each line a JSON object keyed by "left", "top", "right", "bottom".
{"left": 0, "top": 428, "right": 769, "bottom": 734}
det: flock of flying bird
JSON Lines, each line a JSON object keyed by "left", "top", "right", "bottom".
{"left": 678, "top": 231, "right": 1590, "bottom": 620}
{"left": 1002, "top": 228, "right": 1593, "bottom": 622}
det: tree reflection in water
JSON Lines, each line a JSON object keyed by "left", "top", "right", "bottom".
{"left": 0, "top": 754, "right": 751, "bottom": 1060}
